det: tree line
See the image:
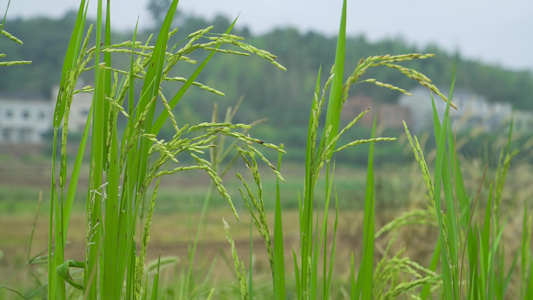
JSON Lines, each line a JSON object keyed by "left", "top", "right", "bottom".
{"left": 1, "top": 9, "right": 532, "bottom": 159}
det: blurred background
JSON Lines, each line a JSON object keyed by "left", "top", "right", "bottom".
{"left": 1, "top": 0, "right": 532, "bottom": 295}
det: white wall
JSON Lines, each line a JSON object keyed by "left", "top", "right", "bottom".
{"left": 399, "top": 86, "right": 516, "bottom": 134}
{"left": 0, "top": 98, "right": 52, "bottom": 143}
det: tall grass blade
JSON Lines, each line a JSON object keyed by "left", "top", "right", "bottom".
{"left": 293, "top": 250, "right": 301, "bottom": 299}
{"left": 48, "top": 2, "right": 88, "bottom": 299}
{"left": 273, "top": 145, "right": 286, "bottom": 299}
{"left": 123, "top": 23, "right": 140, "bottom": 298}
{"left": 526, "top": 257, "right": 533, "bottom": 299}
{"left": 521, "top": 202, "right": 531, "bottom": 298}
{"left": 248, "top": 216, "right": 254, "bottom": 300}
{"left": 325, "top": 194, "right": 339, "bottom": 297}
{"left": 322, "top": 0, "right": 346, "bottom": 156}
{"left": 0, "top": 0, "right": 12, "bottom": 30}
{"left": 483, "top": 184, "right": 495, "bottom": 299}
{"left": 150, "top": 255, "right": 162, "bottom": 300}
{"left": 63, "top": 106, "right": 92, "bottom": 233}
{"left": 85, "top": 62, "right": 106, "bottom": 299}
{"left": 53, "top": 0, "right": 88, "bottom": 129}
{"left": 300, "top": 1, "right": 346, "bottom": 297}
{"left": 354, "top": 117, "right": 377, "bottom": 300}
{"left": 300, "top": 66, "right": 322, "bottom": 299}
{"left": 420, "top": 236, "right": 442, "bottom": 299}
{"left": 433, "top": 95, "right": 456, "bottom": 299}
{"left": 320, "top": 160, "right": 335, "bottom": 300}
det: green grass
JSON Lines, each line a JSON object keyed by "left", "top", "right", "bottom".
{"left": 45, "top": 0, "right": 286, "bottom": 299}
{"left": 1, "top": 0, "right": 532, "bottom": 299}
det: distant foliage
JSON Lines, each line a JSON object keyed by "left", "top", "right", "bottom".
{"left": 1, "top": 11, "right": 532, "bottom": 136}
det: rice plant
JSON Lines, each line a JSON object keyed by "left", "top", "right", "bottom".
{"left": 225, "top": 1, "right": 470, "bottom": 299}
{"left": 226, "top": 1, "right": 532, "bottom": 300}
{"left": 2, "top": 0, "right": 531, "bottom": 299}
{"left": 47, "top": 0, "right": 285, "bottom": 299}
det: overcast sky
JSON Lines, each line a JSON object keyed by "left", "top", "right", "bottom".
{"left": 3, "top": 0, "right": 532, "bottom": 72}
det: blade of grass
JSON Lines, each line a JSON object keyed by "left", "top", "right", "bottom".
{"left": 122, "top": 19, "right": 141, "bottom": 300}
{"left": 85, "top": 62, "right": 106, "bottom": 299}
{"left": 354, "top": 117, "right": 377, "bottom": 300}
{"left": 248, "top": 215, "right": 254, "bottom": 300}
{"left": 482, "top": 184, "right": 494, "bottom": 299}
{"left": 325, "top": 193, "right": 339, "bottom": 298}
{"left": 432, "top": 90, "right": 456, "bottom": 299}
{"left": 293, "top": 250, "right": 301, "bottom": 300}
{"left": 0, "top": 0, "right": 12, "bottom": 31}
{"left": 321, "top": 161, "right": 336, "bottom": 300}
{"left": 134, "top": 0, "right": 179, "bottom": 208}
{"left": 53, "top": 0, "right": 88, "bottom": 129}
{"left": 150, "top": 254, "right": 162, "bottom": 300}
{"left": 300, "top": 66, "right": 322, "bottom": 299}
{"left": 49, "top": 2, "right": 88, "bottom": 299}
{"left": 321, "top": 0, "right": 346, "bottom": 157}
{"left": 460, "top": 165, "right": 488, "bottom": 298}
{"left": 273, "top": 145, "right": 286, "bottom": 299}
{"left": 63, "top": 105, "right": 92, "bottom": 234}
{"left": 301, "top": 2, "right": 346, "bottom": 297}
{"left": 520, "top": 201, "right": 531, "bottom": 298}
{"left": 420, "top": 236, "right": 442, "bottom": 299}
{"left": 526, "top": 256, "right": 533, "bottom": 299}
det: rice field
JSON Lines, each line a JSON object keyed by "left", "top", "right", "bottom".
{"left": 1, "top": 0, "right": 532, "bottom": 299}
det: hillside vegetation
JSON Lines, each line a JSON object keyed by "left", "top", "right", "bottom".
{"left": 2, "top": 11, "right": 532, "bottom": 120}
{"left": 2, "top": 10, "right": 533, "bottom": 165}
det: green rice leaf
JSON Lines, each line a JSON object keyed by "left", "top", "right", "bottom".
{"left": 355, "top": 116, "right": 376, "bottom": 300}
{"left": 432, "top": 88, "right": 456, "bottom": 299}
{"left": 56, "top": 260, "right": 85, "bottom": 290}
{"left": 293, "top": 250, "right": 301, "bottom": 300}
{"left": 62, "top": 104, "right": 92, "bottom": 236}
{"left": 248, "top": 216, "right": 254, "bottom": 300}
{"left": 526, "top": 257, "right": 533, "bottom": 299}
{"left": 321, "top": 0, "right": 346, "bottom": 159}
{"left": 273, "top": 145, "right": 286, "bottom": 299}
{"left": 150, "top": 255, "right": 162, "bottom": 300}
{"left": 53, "top": 0, "right": 88, "bottom": 129}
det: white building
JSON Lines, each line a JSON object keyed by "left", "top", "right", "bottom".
{"left": 0, "top": 93, "right": 52, "bottom": 143}
{"left": 398, "top": 86, "right": 447, "bottom": 133}
{"left": 399, "top": 86, "right": 513, "bottom": 134}
{"left": 0, "top": 85, "right": 93, "bottom": 145}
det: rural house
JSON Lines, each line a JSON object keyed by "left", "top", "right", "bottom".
{"left": 0, "top": 85, "right": 93, "bottom": 147}
{"left": 398, "top": 86, "right": 514, "bottom": 134}
{"left": 0, "top": 92, "right": 52, "bottom": 144}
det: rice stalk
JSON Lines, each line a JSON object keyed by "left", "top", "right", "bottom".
{"left": 223, "top": 218, "right": 248, "bottom": 300}
{"left": 46, "top": 1, "right": 286, "bottom": 298}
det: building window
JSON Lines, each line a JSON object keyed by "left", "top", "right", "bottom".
{"left": 2, "top": 128, "right": 13, "bottom": 142}
{"left": 22, "top": 110, "right": 30, "bottom": 119}
{"left": 38, "top": 111, "right": 46, "bottom": 120}
{"left": 6, "top": 110, "right": 13, "bottom": 119}
{"left": 20, "top": 128, "right": 33, "bottom": 142}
